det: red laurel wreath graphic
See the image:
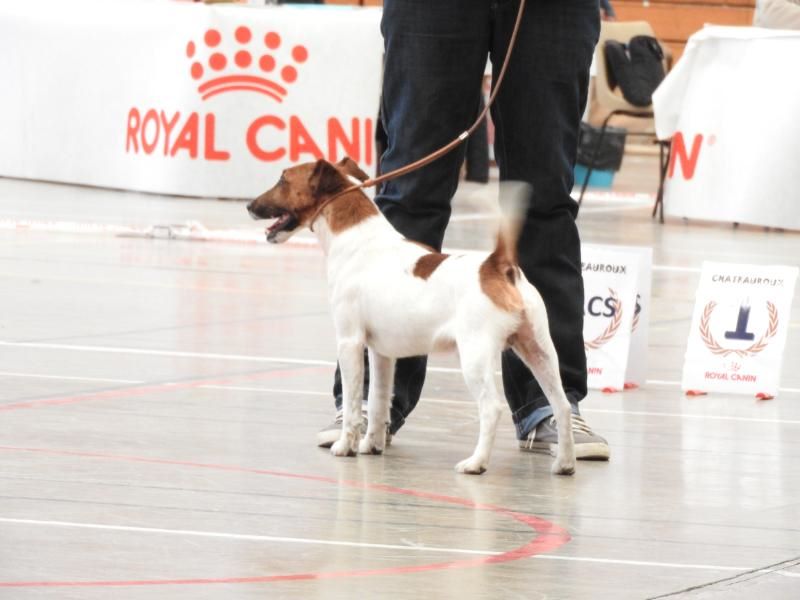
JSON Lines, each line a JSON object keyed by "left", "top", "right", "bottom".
{"left": 585, "top": 289, "right": 622, "bottom": 350}
{"left": 699, "top": 301, "right": 779, "bottom": 357}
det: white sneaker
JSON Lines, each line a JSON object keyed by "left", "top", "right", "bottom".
{"left": 520, "top": 415, "right": 610, "bottom": 460}
{"left": 316, "top": 409, "right": 392, "bottom": 448}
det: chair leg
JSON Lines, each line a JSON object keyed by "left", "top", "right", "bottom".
{"left": 653, "top": 139, "right": 670, "bottom": 223}
{"left": 578, "top": 111, "right": 618, "bottom": 207}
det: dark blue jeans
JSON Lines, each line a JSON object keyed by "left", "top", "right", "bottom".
{"left": 334, "top": 0, "right": 599, "bottom": 439}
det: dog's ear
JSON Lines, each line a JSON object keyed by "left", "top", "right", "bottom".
{"left": 309, "top": 159, "right": 347, "bottom": 197}
{"left": 336, "top": 157, "right": 369, "bottom": 182}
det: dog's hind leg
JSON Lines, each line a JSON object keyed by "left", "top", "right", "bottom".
{"left": 510, "top": 306, "right": 576, "bottom": 476}
{"left": 331, "top": 338, "right": 365, "bottom": 457}
{"left": 454, "top": 338, "right": 504, "bottom": 475}
{"left": 360, "top": 348, "right": 394, "bottom": 455}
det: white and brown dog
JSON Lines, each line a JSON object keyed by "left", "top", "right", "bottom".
{"left": 248, "top": 157, "right": 575, "bottom": 475}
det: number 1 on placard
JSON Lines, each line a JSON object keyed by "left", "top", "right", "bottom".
{"left": 725, "top": 300, "right": 756, "bottom": 341}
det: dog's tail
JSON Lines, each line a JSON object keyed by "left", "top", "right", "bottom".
{"left": 491, "top": 181, "right": 531, "bottom": 270}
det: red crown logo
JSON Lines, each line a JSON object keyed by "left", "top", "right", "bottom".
{"left": 186, "top": 27, "right": 308, "bottom": 102}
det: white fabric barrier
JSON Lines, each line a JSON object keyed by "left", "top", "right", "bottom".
{"left": 653, "top": 26, "right": 800, "bottom": 230}
{"left": 0, "top": 0, "right": 383, "bottom": 198}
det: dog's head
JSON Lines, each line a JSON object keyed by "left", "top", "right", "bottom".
{"left": 247, "top": 157, "right": 369, "bottom": 243}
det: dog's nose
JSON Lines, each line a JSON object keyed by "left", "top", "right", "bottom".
{"left": 247, "top": 202, "right": 260, "bottom": 220}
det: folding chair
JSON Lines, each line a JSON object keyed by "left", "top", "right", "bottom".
{"left": 578, "top": 20, "right": 672, "bottom": 223}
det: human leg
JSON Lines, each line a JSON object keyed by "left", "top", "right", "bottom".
{"left": 465, "top": 96, "right": 490, "bottom": 183}
{"left": 376, "top": 0, "right": 492, "bottom": 250}
{"left": 489, "top": 0, "right": 608, "bottom": 458}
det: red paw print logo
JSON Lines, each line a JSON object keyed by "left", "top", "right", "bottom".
{"left": 186, "top": 27, "right": 309, "bottom": 102}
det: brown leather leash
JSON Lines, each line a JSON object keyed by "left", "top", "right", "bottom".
{"left": 309, "top": 0, "right": 527, "bottom": 232}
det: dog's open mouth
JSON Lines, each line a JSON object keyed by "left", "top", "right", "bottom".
{"left": 266, "top": 210, "right": 299, "bottom": 242}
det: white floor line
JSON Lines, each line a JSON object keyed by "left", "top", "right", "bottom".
{"left": 651, "top": 264, "right": 703, "bottom": 273}
{"left": 203, "top": 385, "right": 472, "bottom": 407}
{"left": 2, "top": 215, "right": 708, "bottom": 274}
{"left": 0, "top": 341, "right": 336, "bottom": 367}
{"left": 0, "top": 360, "right": 800, "bottom": 404}
{"left": 0, "top": 517, "right": 496, "bottom": 557}
{"left": 645, "top": 379, "right": 800, "bottom": 395}
{"left": 0, "top": 371, "right": 143, "bottom": 384}
{"left": 199, "top": 386, "right": 800, "bottom": 423}
{"left": 571, "top": 191, "right": 655, "bottom": 204}
{"left": 199, "top": 385, "right": 329, "bottom": 396}
{"left": 189, "top": 383, "right": 800, "bottom": 419}
{"left": 531, "top": 554, "right": 800, "bottom": 578}
{"left": 580, "top": 408, "right": 800, "bottom": 426}
{"left": 1, "top": 344, "right": 791, "bottom": 395}
{"left": 578, "top": 204, "right": 652, "bottom": 215}
{"left": 2, "top": 517, "right": 794, "bottom": 577}
{"left": 0, "top": 340, "right": 463, "bottom": 375}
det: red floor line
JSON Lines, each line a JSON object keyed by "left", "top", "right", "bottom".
{"left": 0, "top": 366, "right": 329, "bottom": 412}
{"left": 0, "top": 446, "right": 571, "bottom": 588}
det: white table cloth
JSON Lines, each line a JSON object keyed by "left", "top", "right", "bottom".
{"left": 653, "top": 26, "right": 800, "bottom": 230}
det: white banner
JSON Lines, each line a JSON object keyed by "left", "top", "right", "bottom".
{"left": 0, "top": 0, "right": 383, "bottom": 199}
{"left": 682, "top": 262, "right": 798, "bottom": 397}
{"left": 581, "top": 245, "right": 642, "bottom": 391}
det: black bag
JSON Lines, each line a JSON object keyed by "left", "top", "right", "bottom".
{"left": 604, "top": 35, "right": 665, "bottom": 107}
{"left": 577, "top": 122, "right": 627, "bottom": 172}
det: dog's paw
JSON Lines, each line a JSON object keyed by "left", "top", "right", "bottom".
{"left": 330, "top": 439, "right": 357, "bottom": 457}
{"left": 551, "top": 456, "right": 576, "bottom": 476}
{"left": 358, "top": 438, "right": 384, "bottom": 455}
{"left": 455, "top": 456, "right": 487, "bottom": 475}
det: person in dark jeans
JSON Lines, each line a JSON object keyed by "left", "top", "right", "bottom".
{"left": 318, "top": 0, "right": 609, "bottom": 460}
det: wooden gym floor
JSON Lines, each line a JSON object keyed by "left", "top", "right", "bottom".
{"left": 0, "top": 155, "right": 798, "bottom": 598}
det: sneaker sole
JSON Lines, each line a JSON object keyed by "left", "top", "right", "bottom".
{"left": 317, "top": 430, "right": 340, "bottom": 448}
{"left": 520, "top": 441, "right": 610, "bottom": 461}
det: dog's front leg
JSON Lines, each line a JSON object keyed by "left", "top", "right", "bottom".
{"left": 360, "top": 348, "right": 394, "bottom": 455}
{"left": 331, "top": 338, "right": 365, "bottom": 457}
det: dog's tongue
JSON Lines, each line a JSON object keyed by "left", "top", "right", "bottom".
{"left": 267, "top": 213, "right": 291, "bottom": 233}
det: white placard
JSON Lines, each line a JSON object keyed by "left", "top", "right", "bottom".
{"left": 0, "top": 1, "right": 383, "bottom": 199}
{"left": 623, "top": 246, "right": 652, "bottom": 387}
{"left": 581, "top": 245, "right": 641, "bottom": 391}
{"left": 682, "top": 262, "right": 798, "bottom": 397}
